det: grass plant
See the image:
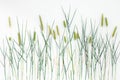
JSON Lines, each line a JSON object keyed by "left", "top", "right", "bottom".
{"left": 0, "top": 9, "right": 120, "bottom": 80}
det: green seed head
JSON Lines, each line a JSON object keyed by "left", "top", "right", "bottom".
{"left": 101, "top": 14, "right": 104, "bottom": 27}
{"left": 8, "top": 16, "right": 12, "bottom": 27}
{"left": 105, "top": 17, "right": 108, "bottom": 27}
{"left": 33, "top": 31, "right": 36, "bottom": 41}
{"left": 64, "top": 36, "right": 67, "bottom": 43}
{"left": 48, "top": 25, "right": 52, "bottom": 35}
{"left": 112, "top": 26, "right": 117, "bottom": 37}
{"left": 63, "top": 20, "right": 67, "bottom": 28}
{"left": 53, "top": 30, "right": 56, "bottom": 40}
{"left": 56, "top": 25, "right": 60, "bottom": 36}
{"left": 73, "top": 32, "right": 77, "bottom": 40}
{"left": 39, "top": 16, "right": 44, "bottom": 31}
{"left": 73, "top": 32, "right": 80, "bottom": 40}
{"left": 88, "top": 36, "right": 92, "bottom": 43}
{"left": 9, "top": 37, "right": 12, "bottom": 41}
{"left": 18, "top": 32, "right": 21, "bottom": 45}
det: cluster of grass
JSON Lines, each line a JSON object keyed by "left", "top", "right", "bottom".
{"left": 0, "top": 9, "right": 120, "bottom": 80}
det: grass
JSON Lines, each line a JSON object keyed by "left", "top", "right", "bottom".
{"left": 0, "top": 9, "right": 120, "bottom": 80}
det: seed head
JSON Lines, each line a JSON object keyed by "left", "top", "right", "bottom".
{"left": 39, "top": 16, "right": 44, "bottom": 31}
{"left": 56, "top": 25, "right": 60, "bottom": 36}
{"left": 64, "top": 36, "right": 67, "bottom": 43}
{"left": 73, "top": 32, "right": 77, "bottom": 40}
{"left": 105, "top": 17, "right": 108, "bottom": 27}
{"left": 88, "top": 36, "right": 92, "bottom": 43}
{"left": 112, "top": 26, "right": 117, "bottom": 37}
{"left": 9, "top": 37, "right": 12, "bottom": 41}
{"left": 63, "top": 20, "right": 67, "bottom": 28}
{"left": 18, "top": 32, "right": 21, "bottom": 45}
{"left": 53, "top": 30, "right": 56, "bottom": 40}
{"left": 33, "top": 31, "right": 36, "bottom": 41}
{"left": 48, "top": 25, "right": 52, "bottom": 35}
{"left": 101, "top": 14, "right": 104, "bottom": 27}
{"left": 8, "top": 16, "right": 12, "bottom": 27}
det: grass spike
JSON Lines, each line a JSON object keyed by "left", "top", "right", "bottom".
{"left": 73, "top": 31, "right": 77, "bottom": 40}
{"left": 101, "top": 14, "right": 104, "bottom": 27}
{"left": 8, "top": 16, "right": 12, "bottom": 27}
{"left": 39, "top": 16, "right": 44, "bottom": 31}
{"left": 105, "top": 17, "right": 108, "bottom": 27}
{"left": 64, "top": 36, "right": 67, "bottom": 43}
{"left": 33, "top": 31, "right": 36, "bottom": 41}
{"left": 18, "top": 32, "right": 21, "bottom": 45}
{"left": 88, "top": 36, "right": 92, "bottom": 43}
{"left": 9, "top": 37, "right": 12, "bottom": 41}
{"left": 63, "top": 20, "right": 67, "bottom": 28}
{"left": 48, "top": 25, "right": 52, "bottom": 35}
{"left": 112, "top": 26, "right": 117, "bottom": 37}
{"left": 56, "top": 25, "right": 60, "bottom": 36}
{"left": 53, "top": 30, "right": 56, "bottom": 40}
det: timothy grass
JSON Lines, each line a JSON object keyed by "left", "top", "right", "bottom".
{"left": 0, "top": 9, "right": 120, "bottom": 80}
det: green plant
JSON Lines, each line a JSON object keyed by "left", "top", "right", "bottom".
{"left": 0, "top": 9, "right": 120, "bottom": 80}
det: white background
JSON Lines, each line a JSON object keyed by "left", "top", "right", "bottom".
{"left": 0, "top": 0, "right": 120, "bottom": 38}
{"left": 0, "top": 0, "right": 120, "bottom": 80}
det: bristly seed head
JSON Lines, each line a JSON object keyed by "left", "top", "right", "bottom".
{"left": 64, "top": 36, "right": 67, "bottom": 43}
{"left": 9, "top": 37, "right": 12, "bottom": 41}
{"left": 73, "top": 32, "right": 77, "bottom": 40}
{"left": 88, "top": 36, "right": 92, "bottom": 43}
{"left": 33, "top": 31, "right": 36, "bottom": 41}
{"left": 105, "top": 17, "right": 108, "bottom": 27}
{"left": 48, "top": 25, "right": 52, "bottom": 35}
{"left": 56, "top": 25, "right": 60, "bottom": 36}
{"left": 8, "top": 16, "right": 12, "bottom": 27}
{"left": 53, "top": 30, "right": 56, "bottom": 40}
{"left": 101, "top": 14, "right": 104, "bottom": 27}
{"left": 112, "top": 26, "right": 117, "bottom": 37}
{"left": 63, "top": 20, "right": 67, "bottom": 28}
{"left": 18, "top": 32, "right": 21, "bottom": 45}
{"left": 73, "top": 31, "right": 79, "bottom": 40}
{"left": 39, "top": 16, "right": 44, "bottom": 31}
